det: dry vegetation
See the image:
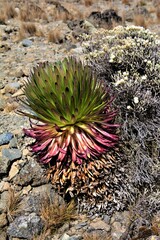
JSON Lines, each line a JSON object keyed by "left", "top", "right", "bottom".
{"left": 83, "top": 232, "right": 112, "bottom": 240}
{"left": 40, "top": 196, "right": 77, "bottom": 233}
{"left": 48, "top": 28, "right": 64, "bottom": 43}
{"left": 6, "top": 188, "right": 24, "bottom": 222}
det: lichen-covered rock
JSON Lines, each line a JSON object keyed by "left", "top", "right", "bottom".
{"left": 7, "top": 213, "right": 44, "bottom": 239}
{"left": 13, "top": 158, "right": 48, "bottom": 187}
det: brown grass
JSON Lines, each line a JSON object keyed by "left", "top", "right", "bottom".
{"left": 40, "top": 196, "right": 77, "bottom": 232}
{"left": 83, "top": 232, "right": 112, "bottom": 240}
{"left": 84, "top": 0, "right": 94, "bottom": 7}
{"left": 7, "top": 188, "right": 24, "bottom": 221}
{"left": 4, "top": 2, "right": 17, "bottom": 19}
{"left": 134, "top": 14, "right": 147, "bottom": 28}
{"left": 48, "top": 28, "right": 64, "bottom": 43}
{"left": 156, "top": 7, "right": 160, "bottom": 22}
{"left": 0, "top": 10, "right": 6, "bottom": 24}
{"left": 18, "top": 22, "right": 43, "bottom": 40}
{"left": 122, "top": 0, "right": 130, "bottom": 5}
{"left": 19, "top": 3, "right": 47, "bottom": 22}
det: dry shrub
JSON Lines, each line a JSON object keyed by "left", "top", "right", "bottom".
{"left": 7, "top": 188, "right": 24, "bottom": 221}
{"left": 84, "top": 232, "right": 112, "bottom": 240}
{"left": 19, "top": 3, "right": 47, "bottom": 22}
{"left": 84, "top": 0, "right": 94, "bottom": 7}
{"left": 122, "top": 0, "right": 130, "bottom": 4}
{"left": 0, "top": 10, "right": 6, "bottom": 24}
{"left": 4, "top": 2, "right": 17, "bottom": 19}
{"left": 134, "top": 14, "right": 147, "bottom": 28}
{"left": 41, "top": 196, "right": 77, "bottom": 232}
{"left": 156, "top": 7, "right": 160, "bottom": 22}
{"left": 48, "top": 28, "right": 64, "bottom": 43}
{"left": 18, "top": 22, "right": 43, "bottom": 39}
{"left": 52, "top": 9, "right": 71, "bottom": 22}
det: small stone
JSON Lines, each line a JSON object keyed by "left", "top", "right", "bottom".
{"left": 22, "top": 39, "right": 33, "bottom": 47}
{"left": 0, "top": 213, "right": 8, "bottom": 227}
{"left": 9, "top": 162, "right": 19, "bottom": 180}
{"left": 22, "top": 185, "right": 32, "bottom": 195}
{"left": 5, "top": 82, "right": 21, "bottom": 94}
{"left": 75, "top": 222, "right": 88, "bottom": 230}
{"left": 9, "top": 137, "right": 18, "bottom": 148}
{"left": 12, "top": 89, "right": 24, "bottom": 97}
{"left": 22, "top": 149, "right": 29, "bottom": 156}
{"left": 61, "top": 234, "right": 82, "bottom": 240}
{"left": 0, "top": 181, "right": 10, "bottom": 193}
{"left": 90, "top": 219, "right": 110, "bottom": 232}
{"left": 7, "top": 213, "right": 44, "bottom": 239}
{"left": 0, "top": 132, "right": 13, "bottom": 145}
{"left": 103, "top": 215, "right": 111, "bottom": 224}
{"left": 0, "top": 191, "right": 10, "bottom": 213}
{"left": 0, "top": 148, "right": 22, "bottom": 176}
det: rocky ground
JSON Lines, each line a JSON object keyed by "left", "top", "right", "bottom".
{"left": 0, "top": 0, "right": 160, "bottom": 239}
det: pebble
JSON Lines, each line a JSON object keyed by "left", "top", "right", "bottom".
{"left": 22, "top": 39, "right": 33, "bottom": 47}
{"left": 9, "top": 162, "right": 19, "bottom": 180}
{"left": 9, "top": 137, "right": 18, "bottom": 148}
{"left": 89, "top": 219, "right": 111, "bottom": 232}
{"left": 61, "top": 234, "right": 82, "bottom": 240}
{"left": 0, "top": 213, "right": 8, "bottom": 227}
{"left": 0, "top": 132, "right": 13, "bottom": 145}
{"left": 4, "top": 82, "right": 21, "bottom": 94}
{"left": 0, "top": 181, "right": 10, "bottom": 193}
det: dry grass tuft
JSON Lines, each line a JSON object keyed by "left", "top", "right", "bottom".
{"left": 48, "top": 28, "right": 64, "bottom": 43}
{"left": 0, "top": 10, "right": 6, "bottom": 24}
{"left": 84, "top": 0, "right": 94, "bottom": 7}
{"left": 156, "top": 7, "right": 160, "bottom": 22}
{"left": 4, "top": 2, "right": 17, "bottom": 19}
{"left": 7, "top": 188, "right": 24, "bottom": 221}
{"left": 134, "top": 14, "right": 147, "bottom": 28}
{"left": 18, "top": 22, "right": 43, "bottom": 40}
{"left": 19, "top": 3, "right": 47, "bottom": 22}
{"left": 122, "top": 0, "right": 130, "bottom": 5}
{"left": 83, "top": 232, "right": 112, "bottom": 240}
{"left": 40, "top": 196, "right": 77, "bottom": 232}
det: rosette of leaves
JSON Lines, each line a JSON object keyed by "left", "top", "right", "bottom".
{"left": 20, "top": 57, "right": 119, "bottom": 166}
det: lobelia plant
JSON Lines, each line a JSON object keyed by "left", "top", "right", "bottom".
{"left": 20, "top": 57, "right": 119, "bottom": 165}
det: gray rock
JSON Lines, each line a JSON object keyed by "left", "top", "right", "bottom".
{"left": 61, "top": 234, "right": 82, "bottom": 240}
{"left": 75, "top": 222, "right": 88, "bottom": 230}
{"left": 103, "top": 214, "right": 111, "bottom": 224}
{"left": 0, "top": 191, "right": 10, "bottom": 213}
{"left": 9, "top": 137, "right": 18, "bottom": 148}
{"left": 0, "top": 213, "right": 8, "bottom": 227}
{"left": 2, "top": 148, "right": 22, "bottom": 161}
{"left": 0, "top": 132, "right": 13, "bottom": 145}
{"left": 0, "top": 148, "right": 22, "bottom": 175}
{"left": 13, "top": 159, "right": 48, "bottom": 187}
{"left": 22, "top": 39, "right": 33, "bottom": 47}
{"left": 7, "top": 213, "right": 44, "bottom": 239}
{"left": 24, "top": 184, "right": 64, "bottom": 214}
